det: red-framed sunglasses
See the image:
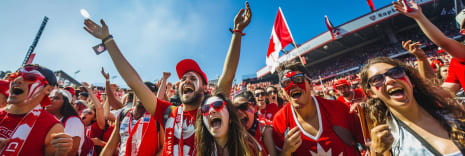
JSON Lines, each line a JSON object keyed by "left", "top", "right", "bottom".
{"left": 8, "top": 72, "right": 48, "bottom": 84}
{"left": 201, "top": 100, "right": 226, "bottom": 115}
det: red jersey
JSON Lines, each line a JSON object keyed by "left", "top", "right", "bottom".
{"left": 336, "top": 88, "right": 366, "bottom": 107}
{"left": 88, "top": 122, "right": 114, "bottom": 156}
{"left": 258, "top": 103, "right": 279, "bottom": 120}
{"left": 0, "top": 110, "right": 60, "bottom": 156}
{"left": 445, "top": 58, "right": 465, "bottom": 89}
{"left": 272, "top": 96, "right": 363, "bottom": 156}
{"left": 248, "top": 116, "right": 272, "bottom": 155}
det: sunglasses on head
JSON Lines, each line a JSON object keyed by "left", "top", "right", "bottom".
{"left": 367, "top": 66, "right": 405, "bottom": 87}
{"left": 235, "top": 102, "right": 249, "bottom": 111}
{"left": 267, "top": 90, "right": 278, "bottom": 95}
{"left": 201, "top": 101, "right": 226, "bottom": 114}
{"left": 280, "top": 73, "right": 305, "bottom": 88}
{"left": 255, "top": 92, "right": 266, "bottom": 97}
{"left": 8, "top": 72, "right": 47, "bottom": 84}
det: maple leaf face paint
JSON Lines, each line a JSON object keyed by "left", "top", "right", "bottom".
{"left": 202, "top": 96, "right": 229, "bottom": 139}
{"left": 281, "top": 71, "right": 307, "bottom": 96}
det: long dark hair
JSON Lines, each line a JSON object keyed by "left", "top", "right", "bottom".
{"left": 359, "top": 57, "right": 465, "bottom": 146}
{"left": 195, "top": 93, "right": 259, "bottom": 156}
{"left": 57, "top": 92, "right": 79, "bottom": 123}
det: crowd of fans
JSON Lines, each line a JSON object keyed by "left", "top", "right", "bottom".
{"left": 1, "top": 1, "right": 465, "bottom": 156}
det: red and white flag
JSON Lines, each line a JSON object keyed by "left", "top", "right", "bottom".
{"left": 25, "top": 53, "right": 36, "bottom": 65}
{"left": 325, "top": 15, "right": 345, "bottom": 40}
{"left": 367, "top": 0, "right": 375, "bottom": 11}
{"left": 266, "top": 7, "right": 295, "bottom": 73}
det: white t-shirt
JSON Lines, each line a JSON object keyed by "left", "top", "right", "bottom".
{"left": 63, "top": 116, "right": 85, "bottom": 155}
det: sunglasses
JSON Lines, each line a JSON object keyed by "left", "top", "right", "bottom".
{"left": 235, "top": 102, "right": 249, "bottom": 111}
{"left": 267, "top": 90, "right": 278, "bottom": 95}
{"left": 280, "top": 73, "right": 305, "bottom": 88}
{"left": 201, "top": 101, "right": 226, "bottom": 114}
{"left": 8, "top": 72, "right": 47, "bottom": 84}
{"left": 255, "top": 92, "right": 267, "bottom": 97}
{"left": 367, "top": 66, "right": 405, "bottom": 87}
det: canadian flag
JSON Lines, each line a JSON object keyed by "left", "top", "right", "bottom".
{"left": 25, "top": 53, "right": 36, "bottom": 65}
{"left": 325, "top": 15, "right": 345, "bottom": 40}
{"left": 266, "top": 7, "right": 295, "bottom": 73}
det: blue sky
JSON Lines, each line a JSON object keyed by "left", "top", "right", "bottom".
{"left": 0, "top": 0, "right": 395, "bottom": 87}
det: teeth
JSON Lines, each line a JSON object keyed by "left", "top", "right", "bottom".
{"left": 388, "top": 88, "right": 403, "bottom": 94}
{"left": 291, "top": 90, "right": 301, "bottom": 97}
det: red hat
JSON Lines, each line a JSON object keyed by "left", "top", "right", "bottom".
{"left": 176, "top": 59, "right": 208, "bottom": 84}
{"left": 64, "top": 86, "right": 75, "bottom": 97}
{"left": 333, "top": 78, "right": 350, "bottom": 90}
{"left": 0, "top": 80, "right": 9, "bottom": 96}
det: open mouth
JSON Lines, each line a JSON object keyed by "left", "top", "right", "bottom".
{"left": 387, "top": 88, "right": 404, "bottom": 96}
{"left": 240, "top": 117, "right": 249, "bottom": 126}
{"left": 183, "top": 86, "right": 194, "bottom": 94}
{"left": 290, "top": 90, "right": 302, "bottom": 99}
{"left": 11, "top": 87, "right": 24, "bottom": 95}
{"left": 210, "top": 117, "right": 222, "bottom": 129}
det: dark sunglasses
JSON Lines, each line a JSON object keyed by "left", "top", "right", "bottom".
{"left": 201, "top": 101, "right": 226, "bottom": 114}
{"left": 367, "top": 66, "right": 405, "bottom": 87}
{"left": 280, "top": 73, "right": 305, "bottom": 88}
{"left": 255, "top": 92, "right": 267, "bottom": 97}
{"left": 236, "top": 102, "right": 249, "bottom": 111}
{"left": 8, "top": 72, "right": 47, "bottom": 84}
{"left": 267, "top": 90, "right": 278, "bottom": 95}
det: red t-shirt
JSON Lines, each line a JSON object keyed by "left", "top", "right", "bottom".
{"left": 0, "top": 110, "right": 60, "bottom": 156}
{"left": 272, "top": 96, "right": 363, "bottom": 156}
{"left": 88, "top": 122, "right": 114, "bottom": 156}
{"left": 259, "top": 103, "right": 279, "bottom": 120}
{"left": 445, "top": 58, "right": 465, "bottom": 89}
{"left": 336, "top": 88, "right": 366, "bottom": 107}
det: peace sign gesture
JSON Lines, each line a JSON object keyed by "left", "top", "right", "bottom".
{"left": 233, "top": 1, "right": 252, "bottom": 32}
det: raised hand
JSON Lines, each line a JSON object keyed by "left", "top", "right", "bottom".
{"left": 51, "top": 133, "right": 73, "bottom": 156}
{"left": 393, "top": 0, "right": 422, "bottom": 19}
{"left": 369, "top": 124, "right": 394, "bottom": 154}
{"left": 84, "top": 19, "right": 110, "bottom": 40}
{"left": 233, "top": 1, "right": 252, "bottom": 32}
{"left": 282, "top": 127, "right": 302, "bottom": 155}
{"left": 402, "top": 40, "right": 426, "bottom": 58}
{"left": 162, "top": 72, "right": 171, "bottom": 80}
{"left": 101, "top": 67, "right": 110, "bottom": 80}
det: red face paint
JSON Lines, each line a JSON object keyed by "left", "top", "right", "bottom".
{"left": 283, "top": 80, "right": 306, "bottom": 97}
{"left": 398, "top": 76, "right": 412, "bottom": 88}
{"left": 285, "top": 71, "right": 297, "bottom": 78}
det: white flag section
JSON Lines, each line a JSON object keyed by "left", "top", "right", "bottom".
{"left": 325, "top": 15, "right": 346, "bottom": 40}
{"left": 265, "top": 7, "right": 295, "bottom": 75}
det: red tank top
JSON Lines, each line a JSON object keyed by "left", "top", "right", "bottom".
{"left": 0, "top": 110, "right": 60, "bottom": 156}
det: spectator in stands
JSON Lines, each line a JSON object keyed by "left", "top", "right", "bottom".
{"left": 334, "top": 78, "right": 366, "bottom": 107}
{"left": 47, "top": 88, "right": 85, "bottom": 156}
{"left": 0, "top": 80, "right": 9, "bottom": 109}
{"left": 359, "top": 57, "right": 465, "bottom": 155}
{"left": 272, "top": 61, "right": 364, "bottom": 156}
{"left": 79, "top": 92, "right": 89, "bottom": 101}
{"left": 195, "top": 94, "right": 262, "bottom": 155}
{"left": 1, "top": 64, "right": 72, "bottom": 155}
{"left": 233, "top": 91, "right": 276, "bottom": 156}
{"left": 393, "top": 0, "right": 465, "bottom": 95}
{"left": 266, "top": 85, "right": 284, "bottom": 108}
{"left": 253, "top": 87, "right": 279, "bottom": 120}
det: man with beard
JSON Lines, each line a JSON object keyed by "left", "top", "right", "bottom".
{"left": 254, "top": 87, "right": 279, "bottom": 120}
{"left": 333, "top": 78, "right": 366, "bottom": 107}
{"left": 232, "top": 91, "right": 276, "bottom": 156}
{"left": 272, "top": 61, "right": 364, "bottom": 156}
{"left": 0, "top": 64, "right": 73, "bottom": 155}
{"left": 83, "top": 2, "right": 251, "bottom": 155}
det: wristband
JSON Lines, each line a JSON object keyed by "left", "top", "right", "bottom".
{"left": 102, "top": 35, "right": 113, "bottom": 44}
{"left": 229, "top": 28, "right": 245, "bottom": 36}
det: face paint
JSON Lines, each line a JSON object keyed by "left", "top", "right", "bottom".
{"left": 282, "top": 71, "right": 307, "bottom": 96}
{"left": 398, "top": 76, "right": 412, "bottom": 88}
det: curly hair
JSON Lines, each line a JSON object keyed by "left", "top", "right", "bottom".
{"left": 195, "top": 93, "right": 260, "bottom": 156}
{"left": 359, "top": 57, "right": 465, "bottom": 147}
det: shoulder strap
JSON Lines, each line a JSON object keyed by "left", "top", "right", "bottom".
{"left": 163, "top": 105, "right": 175, "bottom": 125}
{"left": 119, "top": 108, "right": 131, "bottom": 122}
{"left": 395, "top": 117, "right": 443, "bottom": 155}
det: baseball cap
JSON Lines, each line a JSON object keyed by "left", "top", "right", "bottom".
{"left": 64, "top": 86, "right": 76, "bottom": 97}
{"left": 456, "top": 9, "right": 465, "bottom": 29}
{"left": 0, "top": 80, "right": 9, "bottom": 96}
{"left": 333, "top": 79, "right": 350, "bottom": 89}
{"left": 176, "top": 59, "right": 208, "bottom": 84}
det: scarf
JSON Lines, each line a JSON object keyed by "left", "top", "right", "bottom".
{"left": 125, "top": 109, "right": 158, "bottom": 156}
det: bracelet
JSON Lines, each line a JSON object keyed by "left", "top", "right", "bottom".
{"left": 229, "top": 28, "right": 245, "bottom": 36}
{"left": 102, "top": 35, "right": 113, "bottom": 44}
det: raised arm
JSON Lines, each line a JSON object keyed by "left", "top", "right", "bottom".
{"left": 101, "top": 67, "right": 124, "bottom": 110}
{"left": 82, "top": 82, "right": 105, "bottom": 129}
{"left": 393, "top": 0, "right": 465, "bottom": 61}
{"left": 401, "top": 40, "right": 438, "bottom": 82}
{"left": 157, "top": 72, "right": 171, "bottom": 101}
{"left": 216, "top": 2, "right": 252, "bottom": 96}
{"left": 84, "top": 19, "right": 158, "bottom": 115}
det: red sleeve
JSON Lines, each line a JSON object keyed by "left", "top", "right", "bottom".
{"left": 445, "top": 58, "right": 459, "bottom": 84}
{"left": 323, "top": 99, "right": 365, "bottom": 144}
{"left": 154, "top": 98, "right": 173, "bottom": 124}
{"left": 271, "top": 105, "right": 288, "bottom": 152}
{"left": 90, "top": 122, "right": 103, "bottom": 138}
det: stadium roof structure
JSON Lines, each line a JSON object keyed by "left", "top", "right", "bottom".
{"left": 256, "top": 0, "right": 456, "bottom": 79}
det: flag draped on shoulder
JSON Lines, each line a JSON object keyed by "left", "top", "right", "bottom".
{"left": 325, "top": 15, "right": 345, "bottom": 40}
{"left": 266, "top": 7, "right": 295, "bottom": 73}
